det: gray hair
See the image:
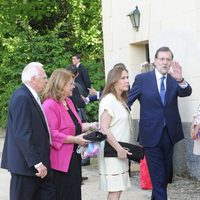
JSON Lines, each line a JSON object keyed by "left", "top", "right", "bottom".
{"left": 21, "top": 62, "right": 43, "bottom": 84}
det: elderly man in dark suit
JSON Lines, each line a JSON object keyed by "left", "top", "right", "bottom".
{"left": 128, "top": 47, "right": 192, "bottom": 200}
{"left": 1, "top": 62, "right": 55, "bottom": 200}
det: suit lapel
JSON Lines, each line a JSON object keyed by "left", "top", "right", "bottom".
{"left": 150, "top": 71, "right": 164, "bottom": 105}
{"left": 22, "top": 85, "right": 49, "bottom": 133}
{"left": 165, "top": 74, "right": 174, "bottom": 105}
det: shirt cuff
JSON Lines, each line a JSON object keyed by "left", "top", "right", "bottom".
{"left": 97, "top": 92, "right": 100, "bottom": 99}
{"left": 34, "top": 162, "right": 42, "bottom": 169}
{"left": 178, "top": 81, "right": 188, "bottom": 88}
{"left": 85, "top": 97, "right": 90, "bottom": 104}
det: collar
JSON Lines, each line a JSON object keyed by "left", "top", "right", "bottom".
{"left": 155, "top": 69, "right": 167, "bottom": 80}
{"left": 25, "top": 84, "right": 39, "bottom": 101}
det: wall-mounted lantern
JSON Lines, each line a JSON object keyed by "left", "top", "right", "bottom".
{"left": 127, "top": 6, "right": 140, "bottom": 31}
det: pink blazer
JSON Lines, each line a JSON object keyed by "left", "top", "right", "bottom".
{"left": 42, "top": 97, "right": 82, "bottom": 172}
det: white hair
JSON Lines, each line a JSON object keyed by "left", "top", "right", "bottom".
{"left": 21, "top": 62, "right": 43, "bottom": 84}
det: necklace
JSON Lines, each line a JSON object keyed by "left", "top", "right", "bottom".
{"left": 62, "top": 100, "right": 69, "bottom": 110}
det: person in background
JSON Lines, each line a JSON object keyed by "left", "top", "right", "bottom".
{"left": 1, "top": 62, "right": 55, "bottom": 200}
{"left": 99, "top": 63, "right": 132, "bottom": 200}
{"left": 191, "top": 104, "right": 200, "bottom": 155}
{"left": 66, "top": 64, "right": 87, "bottom": 121}
{"left": 140, "top": 61, "right": 154, "bottom": 73}
{"left": 66, "top": 64, "right": 101, "bottom": 119}
{"left": 128, "top": 47, "right": 192, "bottom": 200}
{"left": 66, "top": 64, "right": 100, "bottom": 167}
{"left": 83, "top": 87, "right": 102, "bottom": 104}
{"left": 72, "top": 54, "right": 91, "bottom": 98}
{"left": 139, "top": 62, "right": 154, "bottom": 190}
{"left": 42, "top": 69, "right": 98, "bottom": 200}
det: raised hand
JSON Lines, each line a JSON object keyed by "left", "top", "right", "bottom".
{"left": 117, "top": 146, "right": 132, "bottom": 159}
{"left": 169, "top": 61, "right": 183, "bottom": 81}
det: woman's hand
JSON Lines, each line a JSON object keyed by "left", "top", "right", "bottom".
{"left": 82, "top": 122, "right": 99, "bottom": 132}
{"left": 191, "top": 123, "right": 200, "bottom": 140}
{"left": 75, "top": 133, "right": 91, "bottom": 146}
{"left": 89, "top": 122, "right": 99, "bottom": 131}
{"left": 117, "top": 146, "right": 132, "bottom": 159}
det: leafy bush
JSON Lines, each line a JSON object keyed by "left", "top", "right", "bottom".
{"left": 0, "top": 0, "right": 104, "bottom": 128}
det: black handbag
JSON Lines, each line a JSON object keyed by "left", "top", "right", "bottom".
{"left": 104, "top": 141, "right": 144, "bottom": 163}
{"left": 83, "top": 131, "right": 107, "bottom": 142}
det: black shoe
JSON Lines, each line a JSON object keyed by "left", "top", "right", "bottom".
{"left": 81, "top": 160, "right": 90, "bottom": 166}
{"left": 82, "top": 176, "right": 88, "bottom": 181}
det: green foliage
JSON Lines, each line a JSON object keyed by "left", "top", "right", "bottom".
{"left": 83, "top": 61, "right": 105, "bottom": 122}
{"left": 0, "top": 0, "right": 104, "bottom": 128}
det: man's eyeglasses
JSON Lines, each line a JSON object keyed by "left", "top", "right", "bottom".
{"left": 156, "top": 57, "right": 172, "bottom": 62}
{"left": 37, "top": 76, "right": 48, "bottom": 80}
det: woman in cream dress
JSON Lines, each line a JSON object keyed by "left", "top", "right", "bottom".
{"left": 99, "top": 63, "right": 132, "bottom": 200}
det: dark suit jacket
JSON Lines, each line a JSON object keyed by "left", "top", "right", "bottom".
{"left": 89, "top": 91, "right": 102, "bottom": 102}
{"left": 70, "top": 82, "right": 86, "bottom": 109}
{"left": 75, "top": 63, "right": 91, "bottom": 97}
{"left": 69, "top": 84, "right": 101, "bottom": 111}
{"left": 1, "top": 84, "right": 51, "bottom": 176}
{"left": 128, "top": 70, "right": 192, "bottom": 147}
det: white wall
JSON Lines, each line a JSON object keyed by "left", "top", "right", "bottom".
{"left": 102, "top": 0, "right": 200, "bottom": 121}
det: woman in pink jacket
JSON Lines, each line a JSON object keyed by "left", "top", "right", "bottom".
{"left": 42, "top": 69, "right": 97, "bottom": 200}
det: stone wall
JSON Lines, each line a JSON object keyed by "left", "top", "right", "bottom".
{"left": 132, "top": 120, "right": 200, "bottom": 180}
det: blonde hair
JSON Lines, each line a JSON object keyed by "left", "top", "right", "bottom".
{"left": 101, "top": 63, "right": 128, "bottom": 103}
{"left": 42, "top": 69, "right": 73, "bottom": 102}
{"left": 140, "top": 62, "right": 154, "bottom": 73}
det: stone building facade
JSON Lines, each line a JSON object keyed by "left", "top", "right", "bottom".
{"left": 102, "top": 0, "right": 200, "bottom": 180}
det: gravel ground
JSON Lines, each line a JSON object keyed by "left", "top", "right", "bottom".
{"left": 131, "top": 170, "right": 200, "bottom": 200}
{"left": 82, "top": 157, "right": 200, "bottom": 200}
{"left": 168, "top": 175, "right": 200, "bottom": 200}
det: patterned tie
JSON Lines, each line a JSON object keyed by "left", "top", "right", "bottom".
{"left": 36, "top": 96, "right": 42, "bottom": 107}
{"left": 160, "top": 76, "right": 166, "bottom": 105}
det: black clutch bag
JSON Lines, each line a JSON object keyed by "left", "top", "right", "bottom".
{"left": 104, "top": 141, "right": 144, "bottom": 163}
{"left": 83, "top": 131, "right": 107, "bottom": 142}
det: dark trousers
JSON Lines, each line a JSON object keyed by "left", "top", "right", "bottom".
{"left": 144, "top": 126, "right": 173, "bottom": 200}
{"left": 10, "top": 173, "right": 55, "bottom": 200}
{"left": 52, "top": 152, "right": 82, "bottom": 200}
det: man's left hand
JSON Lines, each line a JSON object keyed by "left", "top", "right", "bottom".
{"left": 169, "top": 61, "right": 183, "bottom": 81}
